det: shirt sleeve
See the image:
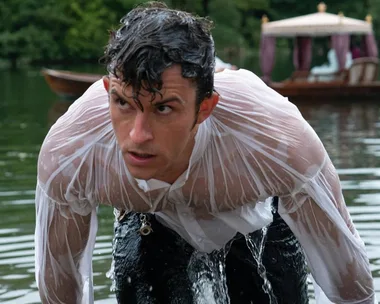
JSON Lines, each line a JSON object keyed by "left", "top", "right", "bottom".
{"left": 35, "top": 183, "right": 98, "bottom": 303}
{"left": 35, "top": 80, "right": 109, "bottom": 303}
{"left": 278, "top": 130, "right": 374, "bottom": 303}
{"left": 211, "top": 69, "right": 375, "bottom": 303}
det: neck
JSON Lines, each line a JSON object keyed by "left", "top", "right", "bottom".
{"left": 154, "top": 134, "right": 196, "bottom": 184}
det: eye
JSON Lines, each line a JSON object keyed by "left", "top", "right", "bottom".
{"left": 156, "top": 105, "right": 172, "bottom": 115}
{"left": 115, "top": 98, "right": 131, "bottom": 110}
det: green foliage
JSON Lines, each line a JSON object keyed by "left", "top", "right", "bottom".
{"left": 235, "top": 0, "right": 268, "bottom": 11}
{"left": 209, "top": 0, "right": 244, "bottom": 54}
{"left": 64, "top": 0, "right": 117, "bottom": 58}
{"left": 0, "top": 0, "right": 71, "bottom": 66}
{"left": 165, "top": 0, "right": 203, "bottom": 14}
{"left": 0, "top": 0, "right": 380, "bottom": 67}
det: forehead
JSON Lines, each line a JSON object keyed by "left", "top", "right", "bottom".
{"left": 110, "top": 65, "right": 196, "bottom": 93}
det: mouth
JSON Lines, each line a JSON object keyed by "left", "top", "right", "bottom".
{"left": 127, "top": 151, "right": 157, "bottom": 164}
{"left": 129, "top": 151, "right": 155, "bottom": 158}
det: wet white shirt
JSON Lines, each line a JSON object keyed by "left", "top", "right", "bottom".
{"left": 35, "top": 69, "right": 374, "bottom": 303}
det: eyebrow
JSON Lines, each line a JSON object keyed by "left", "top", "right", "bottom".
{"left": 152, "top": 96, "right": 185, "bottom": 106}
{"left": 110, "top": 88, "right": 185, "bottom": 106}
{"left": 110, "top": 88, "right": 125, "bottom": 101}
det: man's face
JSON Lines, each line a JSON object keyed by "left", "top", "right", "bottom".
{"left": 104, "top": 65, "right": 218, "bottom": 183}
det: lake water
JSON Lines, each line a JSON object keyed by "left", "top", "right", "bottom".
{"left": 0, "top": 68, "right": 379, "bottom": 303}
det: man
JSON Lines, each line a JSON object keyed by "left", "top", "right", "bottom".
{"left": 309, "top": 37, "right": 353, "bottom": 82}
{"left": 35, "top": 2, "right": 375, "bottom": 304}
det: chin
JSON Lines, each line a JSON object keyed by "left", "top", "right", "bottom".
{"left": 127, "top": 167, "right": 156, "bottom": 181}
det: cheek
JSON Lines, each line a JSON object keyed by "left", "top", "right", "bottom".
{"left": 109, "top": 107, "right": 120, "bottom": 133}
{"left": 158, "top": 124, "right": 193, "bottom": 155}
{"left": 109, "top": 104, "right": 118, "bottom": 124}
{"left": 109, "top": 107, "right": 130, "bottom": 142}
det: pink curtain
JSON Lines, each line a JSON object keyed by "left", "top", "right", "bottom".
{"left": 293, "top": 37, "right": 312, "bottom": 71}
{"left": 260, "top": 35, "right": 276, "bottom": 83}
{"left": 362, "top": 33, "right": 378, "bottom": 58}
{"left": 331, "top": 34, "right": 350, "bottom": 70}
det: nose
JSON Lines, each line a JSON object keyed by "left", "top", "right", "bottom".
{"left": 129, "top": 112, "right": 154, "bottom": 144}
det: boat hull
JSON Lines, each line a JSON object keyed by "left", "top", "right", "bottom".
{"left": 270, "top": 81, "right": 380, "bottom": 103}
{"left": 42, "top": 68, "right": 103, "bottom": 100}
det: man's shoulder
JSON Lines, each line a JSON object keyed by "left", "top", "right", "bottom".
{"left": 214, "top": 69, "right": 297, "bottom": 121}
{"left": 37, "top": 78, "right": 115, "bottom": 197}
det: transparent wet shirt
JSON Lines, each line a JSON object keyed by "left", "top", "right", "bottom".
{"left": 35, "top": 69, "right": 375, "bottom": 303}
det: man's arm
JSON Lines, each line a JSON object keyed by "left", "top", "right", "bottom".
{"left": 277, "top": 126, "right": 375, "bottom": 303}
{"left": 35, "top": 188, "right": 95, "bottom": 303}
{"left": 35, "top": 80, "right": 106, "bottom": 303}
{"left": 279, "top": 188, "right": 374, "bottom": 303}
{"left": 211, "top": 69, "right": 374, "bottom": 302}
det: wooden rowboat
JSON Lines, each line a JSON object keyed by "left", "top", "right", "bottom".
{"left": 42, "top": 68, "right": 103, "bottom": 100}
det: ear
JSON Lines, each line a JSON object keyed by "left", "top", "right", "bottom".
{"left": 196, "top": 92, "right": 219, "bottom": 124}
{"left": 102, "top": 76, "right": 110, "bottom": 92}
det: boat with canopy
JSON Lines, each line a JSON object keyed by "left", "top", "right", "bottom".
{"left": 260, "top": 2, "right": 380, "bottom": 101}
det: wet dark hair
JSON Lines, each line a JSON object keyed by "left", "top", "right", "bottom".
{"left": 102, "top": 2, "right": 215, "bottom": 109}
